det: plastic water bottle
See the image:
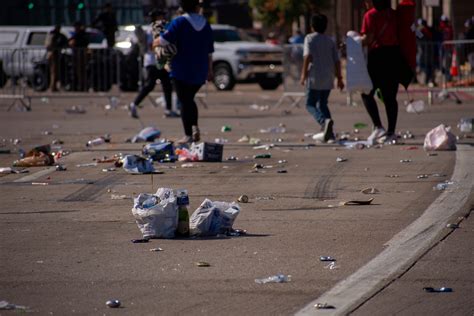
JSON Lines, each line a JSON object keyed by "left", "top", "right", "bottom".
{"left": 142, "top": 196, "right": 158, "bottom": 209}
{"left": 86, "top": 137, "right": 105, "bottom": 147}
{"left": 458, "top": 118, "right": 473, "bottom": 133}
{"left": 255, "top": 274, "right": 291, "bottom": 284}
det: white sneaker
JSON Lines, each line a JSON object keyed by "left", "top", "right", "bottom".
{"left": 312, "top": 132, "right": 325, "bottom": 142}
{"left": 367, "top": 127, "right": 386, "bottom": 145}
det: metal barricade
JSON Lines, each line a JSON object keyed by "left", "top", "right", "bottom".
{"left": 274, "top": 44, "right": 305, "bottom": 108}
{"left": 0, "top": 47, "right": 130, "bottom": 111}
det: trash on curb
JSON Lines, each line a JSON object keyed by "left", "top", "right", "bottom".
{"left": 86, "top": 135, "right": 110, "bottom": 147}
{"left": 238, "top": 135, "right": 250, "bottom": 143}
{"left": 122, "top": 155, "right": 155, "bottom": 174}
{"left": 320, "top": 256, "right": 336, "bottom": 262}
{"left": 341, "top": 198, "right": 374, "bottom": 206}
{"left": 102, "top": 168, "right": 116, "bottom": 172}
{"left": 424, "top": 124, "right": 457, "bottom": 151}
{"left": 336, "top": 157, "right": 347, "bottom": 162}
{"left": 132, "top": 188, "right": 179, "bottom": 239}
{"left": 65, "top": 105, "right": 86, "bottom": 114}
{"left": 56, "top": 164, "right": 67, "bottom": 171}
{"left": 105, "top": 299, "right": 121, "bottom": 308}
{"left": 417, "top": 174, "right": 429, "bottom": 179}
{"left": 176, "top": 147, "right": 198, "bottom": 162}
{"left": 277, "top": 169, "right": 287, "bottom": 173}
{"left": 446, "top": 223, "right": 459, "bottom": 229}
{"left": 215, "top": 138, "right": 229, "bottom": 144}
{"left": 249, "top": 137, "right": 262, "bottom": 145}
{"left": 249, "top": 104, "right": 269, "bottom": 111}
{"left": 314, "top": 303, "right": 335, "bottom": 309}
{"left": 0, "top": 300, "right": 29, "bottom": 311}
{"left": 196, "top": 261, "right": 211, "bottom": 267}
{"left": 361, "top": 187, "right": 379, "bottom": 194}
{"left": 255, "top": 274, "right": 291, "bottom": 284}
{"left": 130, "top": 127, "right": 161, "bottom": 143}
{"left": 423, "top": 287, "right": 453, "bottom": 293}
{"left": 433, "top": 181, "right": 454, "bottom": 191}
{"left": 13, "top": 145, "right": 55, "bottom": 167}
{"left": 189, "top": 199, "right": 240, "bottom": 237}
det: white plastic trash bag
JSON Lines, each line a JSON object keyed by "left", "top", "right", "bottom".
{"left": 189, "top": 199, "right": 240, "bottom": 236}
{"left": 406, "top": 100, "right": 425, "bottom": 113}
{"left": 345, "top": 31, "right": 373, "bottom": 94}
{"left": 132, "top": 188, "right": 179, "bottom": 238}
{"left": 423, "top": 124, "right": 457, "bottom": 151}
{"left": 122, "top": 155, "right": 155, "bottom": 174}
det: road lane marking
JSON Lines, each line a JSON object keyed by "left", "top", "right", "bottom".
{"left": 296, "top": 144, "right": 473, "bottom": 316}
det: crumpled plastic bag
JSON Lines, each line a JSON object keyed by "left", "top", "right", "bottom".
{"left": 345, "top": 31, "right": 373, "bottom": 94}
{"left": 189, "top": 199, "right": 240, "bottom": 236}
{"left": 13, "top": 145, "right": 55, "bottom": 167}
{"left": 122, "top": 155, "right": 155, "bottom": 174}
{"left": 423, "top": 124, "right": 457, "bottom": 151}
{"left": 143, "top": 142, "right": 175, "bottom": 161}
{"left": 131, "top": 127, "right": 161, "bottom": 143}
{"left": 131, "top": 188, "right": 179, "bottom": 239}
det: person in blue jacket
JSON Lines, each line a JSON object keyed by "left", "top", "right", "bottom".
{"left": 154, "top": 0, "right": 214, "bottom": 144}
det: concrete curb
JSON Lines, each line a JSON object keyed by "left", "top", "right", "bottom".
{"left": 296, "top": 144, "right": 474, "bottom": 316}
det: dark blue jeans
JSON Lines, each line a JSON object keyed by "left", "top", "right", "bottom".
{"left": 306, "top": 89, "right": 331, "bottom": 127}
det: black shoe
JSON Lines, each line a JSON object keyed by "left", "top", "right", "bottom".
{"left": 323, "top": 119, "right": 334, "bottom": 142}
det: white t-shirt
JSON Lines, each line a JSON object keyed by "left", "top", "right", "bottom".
{"left": 143, "top": 32, "right": 156, "bottom": 67}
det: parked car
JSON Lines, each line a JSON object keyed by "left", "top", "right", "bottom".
{"left": 0, "top": 25, "right": 119, "bottom": 92}
{"left": 114, "top": 23, "right": 283, "bottom": 91}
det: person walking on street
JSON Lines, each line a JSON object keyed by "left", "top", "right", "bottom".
{"left": 300, "top": 14, "right": 344, "bottom": 143}
{"left": 128, "top": 9, "right": 176, "bottom": 119}
{"left": 69, "top": 21, "right": 89, "bottom": 91}
{"left": 45, "top": 25, "right": 68, "bottom": 92}
{"left": 92, "top": 2, "right": 118, "bottom": 48}
{"left": 360, "top": 0, "right": 404, "bottom": 144}
{"left": 153, "top": 0, "right": 214, "bottom": 144}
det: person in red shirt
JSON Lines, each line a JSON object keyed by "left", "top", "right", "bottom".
{"left": 360, "top": 0, "right": 404, "bottom": 144}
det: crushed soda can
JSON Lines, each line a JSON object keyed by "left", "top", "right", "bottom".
{"left": 277, "top": 169, "right": 287, "bottom": 174}
{"left": 56, "top": 164, "right": 67, "bottom": 171}
{"left": 400, "top": 159, "right": 412, "bottom": 163}
{"left": 106, "top": 299, "right": 121, "bottom": 308}
{"left": 196, "top": 261, "right": 211, "bottom": 267}
{"left": 149, "top": 248, "right": 163, "bottom": 252}
{"left": 131, "top": 238, "right": 149, "bottom": 243}
{"left": 336, "top": 157, "right": 347, "bottom": 163}
{"left": 446, "top": 223, "right": 459, "bottom": 229}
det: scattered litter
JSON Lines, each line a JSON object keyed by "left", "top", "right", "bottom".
{"left": 320, "top": 256, "right": 336, "bottom": 262}
{"left": 458, "top": 118, "right": 473, "bottom": 133}
{"left": 343, "top": 141, "right": 369, "bottom": 150}
{"left": 214, "top": 138, "right": 229, "bottom": 144}
{"left": 406, "top": 100, "right": 425, "bottom": 113}
{"left": 314, "top": 303, "right": 335, "bottom": 309}
{"left": 0, "top": 167, "right": 28, "bottom": 174}
{"left": 255, "top": 274, "right": 291, "bottom": 284}
{"left": 427, "top": 153, "right": 438, "bottom": 157}
{"left": 238, "top": 195, "right": 249, "bottom": 203}
{"left": 341, "top": 198, "right": 374, "bottom": 206}
{"left": 0, "top": 300, "right": 28, "bottom": 311}
{"left": 227, "top": 156, "right": 238, "bottom": 161}
{"left": 278, "top": 160, "right": 287, "bottom": 164}
{"left": 191, "top": 142, "right": 224, "bottom": 162}
{"left": 13, "top": 145, "right": 55, "bottom": 167}
{"left": 361, "top": 187, "right": 379, "bottom": 194}
{"left": 249, "top": 104, "right": 269, "bottom": 111}
{"left": 238, "top": 135, "right": 250, "bottom": 143}
{"left": 336, "top": 157, "right": 347, "bottom": 162}
{"left": 196, "top": 261, "right": 211, "bottom": 267}
{"left": 227, "top": 229, "right": 247, "bottom": 237}
{"left": 255, "top": 196, "right": 275, "bottom": 201}
{"left": 51, "top": 139, "right": 63, "bottom": 145}
{"left": 446, "top": 223, "right": 459, "bottom": 229}
{"left": 189, "top": 199, "right": 240, "bottom": 237}
{"left": 353, "top": 122, "right": 368, "bottom": 129}
{"left": 254, "top": 153, "right": 271, "bottom": 159}
{"left": 386, "top": 174, "right": 400, "bottom": 178}
{"left": 132, "top": 188, "right": 179, "bottom": 239}
{"left": 277, "top": 169, "right": 287, "bottom": 173}
{"left": 150, "top": 247, "right": 163, "bottom": 252}
{"left": 111, "top": 194, "right": 132, "bottom": 200}
{"left": 324, "top": 262, "right": 339, "bottom": 270}
{"left": 122, "top": 155, "right": 155, "bottom": 174}
{"left": 253, "top": 144, "right": 274, "bottom": 150}
{"left": 130, "top": 127, "right": 161, "bottom": 143}
{"left": 417, "top": 174, "right": 429, "bottom": 179}
{"left": 42, "top": 130, "right": 52, "bottom": 136}
{"left": 86, "top": 135, "right": 110, "bottom": 147}
{"left": 433, "top": 181, "right": 454, "bottom": 191}
{"left": 102, "top": 168, "right": 116, "bottom": 172}
{"left": 221, "top": 125, "right": 232, "bottom": 132}
{"left": 144, "top": 142, "right": 175, "bottom": 162}
{"left": 400, "top": 130, "right": 414, "bottom": 139}
{"left": 423, "top": 287, "right": 453, "bottom": 293}
{"left": 131, "top": 238, "right": 150, "bottom": 243}
{"left": 76, "top": 163, "right": 98, "bottom": 168}
{"left": 65, "top": 105, "right": 86, "bottom": 114}
{"left": 260, "top": 126, "right": 286, "bottom": 134}
{"left": 400, "top": 159, "right": 412, "bottom": 163}
{"left": 424, "top": 124, "right": 457, "bottom": 151}
{"left": 105, "top": 299, "right": 121, "bottom": 308}
{"left": 249, "top": 137, "right": 262, "bottom": 145}
{"left": 432, "top": 173, "right": 446, "bottom": 177}
{"left": 55, "top": 164, "right": 67, "bottom": 171}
